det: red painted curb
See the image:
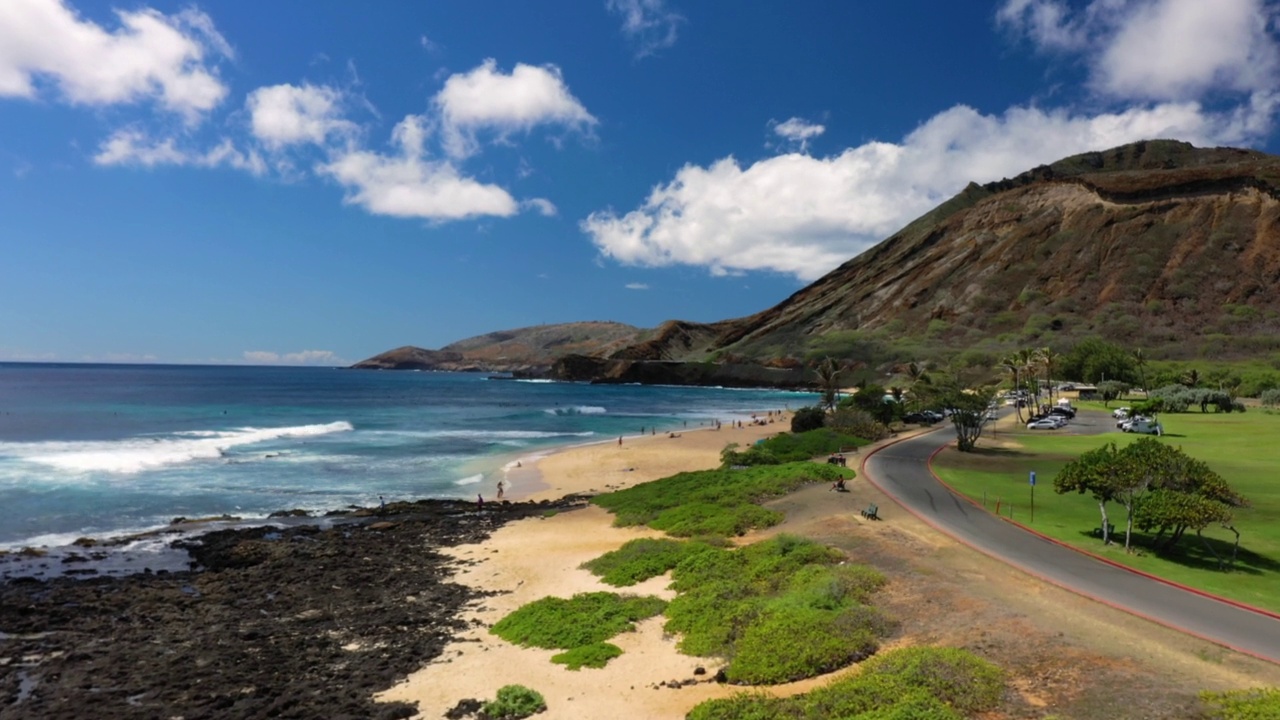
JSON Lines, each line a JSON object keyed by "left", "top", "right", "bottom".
{"left": 858, "top": 431, "right": 1280, "bottom": 665}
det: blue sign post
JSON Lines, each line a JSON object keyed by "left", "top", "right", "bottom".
{"left": 1029, "top": 471, "right": 1036, "bottom": 522}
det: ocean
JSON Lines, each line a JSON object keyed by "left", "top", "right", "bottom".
{"left": 0, "top": 363, "right": 815, "bottom": 548}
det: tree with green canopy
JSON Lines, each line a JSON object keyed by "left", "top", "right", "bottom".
{"left": 930, "top": 371, "right": 996, "bottom": 453}
{"left": 1054, "top": 438, "right": 1247, "bottom": 563}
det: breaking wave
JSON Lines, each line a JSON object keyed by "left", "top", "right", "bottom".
{"left": 543, "top": 406, "right": 607, "bottom": 416}
{"left": 5, "top": 421, "right": 355, "bottom": 474}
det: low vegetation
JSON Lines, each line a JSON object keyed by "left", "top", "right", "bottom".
{"left": 662, "top": 535, "right": 891, "bottom": 684}
{"left": 481, "top": 684, "right": 547, "bottom": 719}
{"left": 550, "top": 642, "right": 622, "bottom": 670}
{"left": 590, "top": 462, "right": 850, "bottom": 537}
{"left": 581, "top": 536, "right": 727, "bottom": 587}
{"left": 686, "top": 646, "right": 1005, "bottom": 719}
{"left": 1201, "top": 687, "right": 1280, "bottom": 719}
{"left": 720, "top": 427, "right": 865, "bottom": 468}
{"left": 489, "top": 592, "right": 666, "bottom": 669}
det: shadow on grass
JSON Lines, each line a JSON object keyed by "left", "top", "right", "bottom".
{"left": 965, "top": 446, "right": 1031, "bottom": 459}
{"left": 1073, "top": 529, "right": 1280, "bottom": 577}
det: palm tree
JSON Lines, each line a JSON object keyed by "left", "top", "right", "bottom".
{"left": 816, "top": 357, "right": 841, "bottom": 412}
{"left": 1038, "top": 347, "right": 1062, "bottom": 405}
{"left": 1132, "top": 348, "right": 1149, "bottom": 396}
{"left": 999, "top": 353, "right": 1023, "bottom": 423}
{"left": 1017, "top": 348, "right": 1039, "bottom": 414}
{"left": 1181, "top": 368, "right": 1201, "bottom": 388}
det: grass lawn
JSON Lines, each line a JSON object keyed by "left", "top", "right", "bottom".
{"left": 933, "top": 404, "right": 1280, "bottom": 613}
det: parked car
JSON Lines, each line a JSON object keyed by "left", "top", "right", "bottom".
{"left": 1112, "top": 407, "right": 1130, "bottom": 419}
{"left": 1123, "top": 418, "right": 1163, "bottom": 435}
{"left": 1048, "top": 407, "right": 1075, "bottom": 419}
{"left": 1027, "top": 418, "right": 1060, "bottom": 430}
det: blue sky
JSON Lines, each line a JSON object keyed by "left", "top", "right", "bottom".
{"left": 2, "top": 0, "right": 1278, "bottom": 365}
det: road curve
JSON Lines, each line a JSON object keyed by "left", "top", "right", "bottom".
{"left": 863, "top": 429, "right": 1280, "bottom": 664}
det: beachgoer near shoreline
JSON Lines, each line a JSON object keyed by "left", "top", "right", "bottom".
{"left": 477, "top": 494, "right": 484, "bottom": 509}
{"left": 379, "top": 495, "right": 386, "bottom": 515}
{"left": 496, "top": 479, "right": 505, "bottom": 499}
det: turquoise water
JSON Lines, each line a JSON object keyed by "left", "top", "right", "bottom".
{"left": 0, "top": 363, "right": 814, "bottom": 547}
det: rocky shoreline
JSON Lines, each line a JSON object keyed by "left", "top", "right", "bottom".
{"left": 0, "top": 497, "right": 586, "bottom": 719}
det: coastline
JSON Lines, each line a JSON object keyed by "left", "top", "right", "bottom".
{"left": 378, "top": 413, "right": 795, "bottom": 719}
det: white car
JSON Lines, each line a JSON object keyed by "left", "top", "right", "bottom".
{"left": 1123, "top": 419, "right": 1163, "bottom": 435}
{"left": 1026, "top": 418, "right": 1060, "bottom": 430}
{"left": 1112, "top": 407, "right": 1130, "bottom": 419}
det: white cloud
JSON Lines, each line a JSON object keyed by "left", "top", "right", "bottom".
{"left": 607, "top": 0, "right": 683, "bottom": 58}
{"left": 625, "top": 282, "right": 649, "bottom": 290}
{"left": 243, "top": 349, "right": 346, "bottom": 366}
{"left": 999, "top": 0, "right": 1280, "bottom": 102}
{"left": 996, "top": 0, "right": 1088, "bottom": 50}
{"left": 772, "top": 117, "right": 825, "bottom": 152}
{"left": 246, "top": 83, "right": 356, "bottom": 149}
{"left": 584, "top": 100, "right": 1278, "bottom": 281}
{"left": 433, "top": 59, "right": 596, "bottom": 158}
{"left": 318, "top": 115, "right": 520, "bottom": 221}
{"left": 522, "top": 198, "right": 558, "bottom": 216}
{"left": 0, "top": 0, "right": 231, "bottom": 121}
{"left": 93, "top": 129, "right": 266, "bottom": 175}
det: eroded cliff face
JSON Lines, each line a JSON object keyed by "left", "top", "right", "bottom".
{"left": 618, "top": 141, "right": 1280, "bottom": 363}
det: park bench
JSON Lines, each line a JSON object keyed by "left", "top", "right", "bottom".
{"left": 860, "top": 503, "right": 880, "bottom": 521}
{"left": 1092, "top": 522, "right": 1116, "bottom": 538}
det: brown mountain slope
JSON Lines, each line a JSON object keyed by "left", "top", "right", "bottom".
{"left": 353, "top": 321, "right": 646, "bottom": 372}
{"left": 604, "top": 140, "right": 1280, "bottom": 366}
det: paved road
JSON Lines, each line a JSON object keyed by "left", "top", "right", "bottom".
{"left": 864, "top": 427, "right": 1280, "bottom": 663}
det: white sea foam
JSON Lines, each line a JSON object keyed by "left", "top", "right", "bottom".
{"left": 543, "top": 405, "right": 606, "bottom": 416}
{"left": 453, "top": 473, "right": 484, "bottom": 486}
{"left": 418, "top": 429, "right": 595, "bottom": 440}
{"left": 4, "top": 421, "right": 354, "bottom": 474}
{"left": 513, "top": 378, "right": 555, "bottom": 383}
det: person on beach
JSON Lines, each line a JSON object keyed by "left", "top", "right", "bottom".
{"left": 496, "top": 479, "right": 505, "bottom": 500}
{"left": 477, "top": 494, "right": 484, "bottom": 509}
{"left": 618, "top": 436, "right": 623, "bottom": 446}
{"left": 379, "top": 495, "right": 386, "bottom": 515}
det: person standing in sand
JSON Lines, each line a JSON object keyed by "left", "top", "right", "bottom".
{"left": 496, "top": 479, "right": 505, "bottom": 500}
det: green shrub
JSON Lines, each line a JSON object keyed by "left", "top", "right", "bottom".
{"left": 580, "top": 537, "right": 712, "bottom": 586}
{"left": 725, "top": 606, "right": 879, "bottom": 684}
{"left": 490, "top": 592, "right": 666, "bottom": 650}
{"left": 551, "top": 642, "right": 622, "bottom": 670}
{"left": 801, "top": 673, "right": 914, "bottom": 718}
{"left": 791, "top": 406, "right": 826, "bottom": 432}
{"left": 1262, "top": 389, "right": 1280, "bottom": 407}
{"left": 720, "top": 444, "right": 784, "bottom": 467}
{"left": 650, "top": 502, "right": 783, "bottom": 537}
{"left": 686, "top": 692, "right": 785, "bottom": 720}
{"left": 592, "top": 462, "right": 848, "bottom": 538}
{"left": 858, "top": 646, "right": 1005, "bottom": 713}
{"left": 724, "top": 428, "right": 866, "bottom": 469}
{"left": 662, "top": 536, "right": 890, "bottom": 684}
{"left": 850, "top": 690, "right": 963, "bottom": 719}
{"left": 1201, "top": 687, "right": 1280, "bottom": 719}
{"left": 482, "top": 684, "right": 546, "bottom": 719}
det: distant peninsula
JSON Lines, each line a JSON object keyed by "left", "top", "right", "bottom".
{"left": 350, "top": 321, "right": 647, "bottom": 375}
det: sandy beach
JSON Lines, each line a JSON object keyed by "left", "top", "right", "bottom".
{"left": 378, "top": 415, "right": 801, "bottom": 719}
